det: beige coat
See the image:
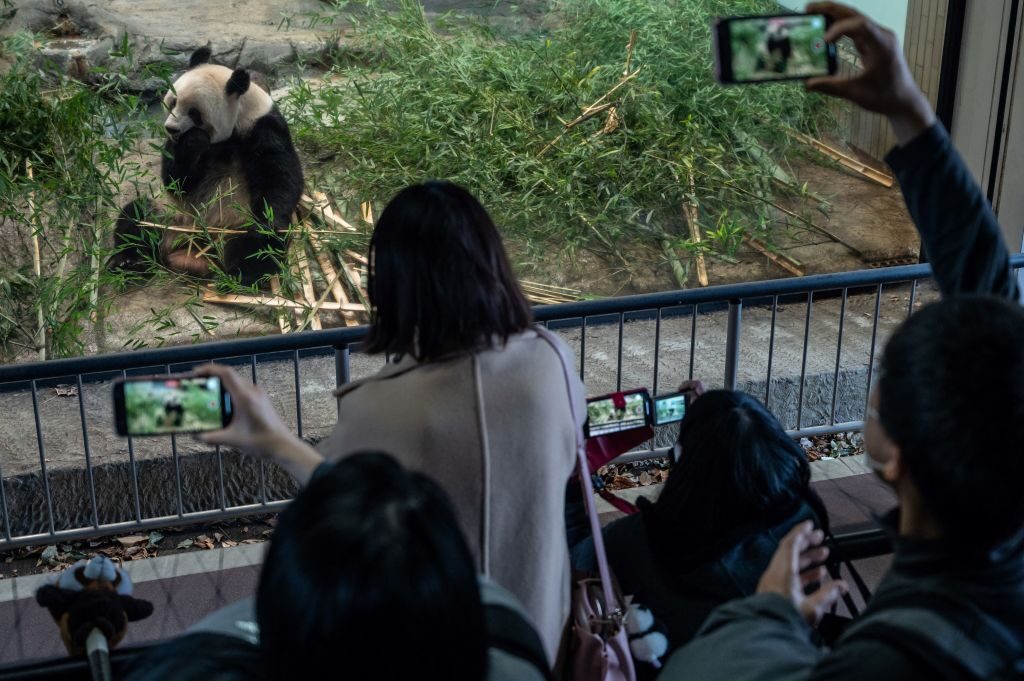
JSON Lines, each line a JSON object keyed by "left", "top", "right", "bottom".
{"left": 318, "top": 329, "right": 584, "bottom": 662}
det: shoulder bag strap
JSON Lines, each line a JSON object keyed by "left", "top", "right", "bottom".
{"left": 533, "top": 326, "right": 618, "bottom": 614}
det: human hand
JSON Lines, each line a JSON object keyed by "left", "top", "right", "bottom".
{"left": 677, "top": 380, "right": 706, "bottom": 403}
{"left": 756, "top": 521, "right": 848, "bottom": 625}
{"left": 194, "top": 364, "right": 323, "bottom": 483}
{"left": 805, "top": 2, "right": 935, "bottom": 144}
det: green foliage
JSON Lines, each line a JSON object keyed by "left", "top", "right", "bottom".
{"left": 282, "top": 0, "right": 831, "bottom": 271}
{"left": 0, "top": 35, "right": 149, "bottom": 359}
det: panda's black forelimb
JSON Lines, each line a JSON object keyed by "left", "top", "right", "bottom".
{"left": 161, "top": 127, "right": 212, "bottom": 195}
{"left": 230, "top": 107, "right": 304, "bottom": 285}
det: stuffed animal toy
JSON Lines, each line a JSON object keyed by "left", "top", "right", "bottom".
{"left": 36, "top": 555, "right": 154, "bottom": 658}
{"left": 625, "top": 603, "right": 669, "bottom": 670}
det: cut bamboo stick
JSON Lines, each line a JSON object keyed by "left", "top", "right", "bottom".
{"left": 685, "top": 174, "right": 709, "bottom": 287}
{"left": 309, "top": 233, "right": 359, "bottom": 327}
{"left": 360, "top": 201, "right": 375, "bottom": 225}
{"left": 302, "top": 192, "right": 358, "bottom": 231}
{"left": 26, "top": 162, "right": 45, "bottom": 360}
{"left": 295, "top": 243, "right": 322, "bottom": 331}
{"left": 268, "top": 276, "right": 292, "bottom": 333}
{"left": 660, "top": 240, "right": 688, "bottom": 289}
{"left": 787, "top": 130, "right": 894, "bottom": 188}
{"left": 202, "top": 291, "right": 365, "bottom": 312}
{"left": 744, "top": 236, "right": 805, "bottom": 277}
{"left": 345, "top": 249, "right": 368, "bottom": 266}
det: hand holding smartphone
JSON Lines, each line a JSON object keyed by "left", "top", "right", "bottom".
{"left": 714, "top": 12, "right": 837, "bottom": 85}
{"left": 114, "top": 373, "right": 232, "bottom": 437}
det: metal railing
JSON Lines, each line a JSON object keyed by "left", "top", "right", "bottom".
{"left": 1, "top": 256, "right": 1022, "bottom": 551}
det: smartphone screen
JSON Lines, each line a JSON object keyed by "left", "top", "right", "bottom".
{"left": 653, "top": 392, "right": 687, "bottom": 426}
{"left": 715, "top": 13, "right": 836, "bottom": 84}
{"left": 585, "top": 390, "right": 649, "bottom": 438}
{"left": 114, "top": 375, "right": 231, "bottom": 436}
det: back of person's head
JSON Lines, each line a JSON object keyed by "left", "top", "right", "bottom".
{"left": 365, "top": 180, "right": 532, "bottom": 361}
{"left": 647, "top": 390, "right": 812, "bottom": 569}
{"left": 877, "top": 295, "right": 1024, "bottom": 547}
{"left": 256, "top": 452, "right": 488, "bottom": 681}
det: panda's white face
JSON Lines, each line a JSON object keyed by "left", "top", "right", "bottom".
{"left": 163, "top": 65, "right": 242, "bottom": 144}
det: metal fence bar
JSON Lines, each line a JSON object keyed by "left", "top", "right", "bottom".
{"left": 616, "top": 313, "right": 624, "bottom": 392}
{"left": 334, "top": 343, "right": 351, "bottom": 418}
{"left": 579, "top": 317, "right": 587, "bottom": 381}
{"left": 75, "top": 374, "right": 100, "bottom": 529}
{"left": 250, "top": 355, "right": 267, "bottom": 505}
{"left": 796, "top": 292, "right": 814, "bottom": 430}
{"left": 688, "top": 305, "right": 698, "bottom": 381}
{"left": 166, "top": 365, "right": 185, "bottom": 518}
{"left": 765, "top": 296, "right": 778, "bottom": 407}
{"left": 0, "top": 436, "right": 11, "bottom": 540}
{"left": 293, "top": 350, "right": 304, "bottom": 440}
{"left": 121, "top": 370, "right": 143, "bottom": 524}
{"left": 864, "top": 284, "right": 884, "bottom": 413}
{"left": 830, "top": 289, "right": 849, "bottom": 426}
{"left": 724, "top": 300, "right": 742, "bottom": 391}
{"left": 30, "top": 380, "right": 55, "bottom": 536}
{"left": 652, "top": 309, "right": 662, "bottom": 395}
{"left": 907, "top": 279, "right": 918, "bottom": 318}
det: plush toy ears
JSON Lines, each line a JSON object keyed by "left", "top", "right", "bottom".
{"left": 189, "top": 46, "right": 212, "bottom": 69}
{"left": 226, "top": 68, "right": 251, "bottom": 97}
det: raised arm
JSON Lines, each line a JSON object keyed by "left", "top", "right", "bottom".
{"left": 806, "top": 2, "right": 1019, "bottom": 300}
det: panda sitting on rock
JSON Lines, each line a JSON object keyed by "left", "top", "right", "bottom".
{"left": 111, "top": 47, "right": 304, "bottom": 286}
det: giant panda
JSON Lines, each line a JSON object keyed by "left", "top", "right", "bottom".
{"left": 110, "top": 47, "right": 304, "bottom": 285}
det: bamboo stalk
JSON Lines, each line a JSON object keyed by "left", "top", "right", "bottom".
{"left": 685, "top": 174, "right": 709, "bottom": 287}
{"left": 25, "top": 162, "right": 45, "bottom": 360}
{"left": 660, "top": 240, "right": 688, "bottom": 289}
{"left": 268, "top": 276, "right": 293, "bottom": 333}
{"left": 360, "top": 201, "right": 375, "bottom": 225}
{"left": 295, "top": 238, "right": 322, "bottom": 331}
{"left": 202, "top": 291, "right": 365, "bottom": 312}
{"left": 345, "top": 249, "right": 368, "bottom": 265}
{"left": 295, "top": 255, "right": 347, "bottom": 333}
{"left": 786, "top": 130, "right": 895, "bottom": 188}
{"left": 309, "top": 232, "right": 359, "bottom": 327}
{"left": 301, "top": 193, "right": 358, "bottom": 231}
{"left": 744, "top": 236, "right": 805, "bottom": 277}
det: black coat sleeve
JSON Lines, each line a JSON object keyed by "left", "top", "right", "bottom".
{"left": 885, "top": 123, "right": 1020, "bottom": 301}
{"left": 808, "top": 638, "right": 929, "bottom": 681}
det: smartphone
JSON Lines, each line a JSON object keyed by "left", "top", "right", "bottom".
{"left": 713, "top": 13, "right": 837, "bottom": 85}
{"left": 653, "top": 392, "right": 688, "bottom": 426}
{"left": 113, "top": 373, "right": 232, "bottom": 437}
{"left": 584, "top": 389, "right": 651, "bottom": 438}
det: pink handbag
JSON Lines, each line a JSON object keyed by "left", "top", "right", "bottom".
{"left": 535, "top": 327, "right": 637, "bottom": 681}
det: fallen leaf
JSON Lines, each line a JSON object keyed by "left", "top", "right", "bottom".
{"left": 41, "top": 545, "right": 58, "bottom": 562}
{"left": 54, "top": 384, "right": 78, "bottom": 397}
{"left": 176, "top": 539, "right": 194, "bottom": 550}
{"left": 117, "top": 535, "right": 148, "bottom": 548}
{"left": 195, "top": 535, "right": 215, "bottom": 550}
{"left": 147, "top": 532, "right": 164, "bottom": 548}
{"left": 222, "top": 540, "right": 238, "bottom": 548}
{"left": 213, "top": 532, "right": 224, "bottom": 543}
{"left": 125, "top": 546, "right": 143, "bottom": 558}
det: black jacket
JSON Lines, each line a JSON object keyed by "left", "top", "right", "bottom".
{"left": 885, "top": 122, "right": 1020, "bottom": 301}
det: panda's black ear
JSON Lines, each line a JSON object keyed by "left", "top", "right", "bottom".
{"left": 226, "top": 68, "right": 250, "bottom": 97}
{"left": 189, "top": 46, "right": 212, "bottom": 69}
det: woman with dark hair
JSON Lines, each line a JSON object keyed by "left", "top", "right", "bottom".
{"left": 125, "top": 371, "right": 553, "bottom": 681}
{"left": 572, "top": 386, "right": 825, "bottom": 674}
{"left": 312, "top": 181, "right": 581, "bottom": 662}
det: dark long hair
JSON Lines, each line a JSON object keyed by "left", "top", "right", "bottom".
{"left": 363, "top": 181, "right": 532, "bottom": 361}
{"left": 645, "top": 390, "right": 813, "bottom": 571}
{"left": 256, "top": 452, "right": 488, "bottom": 681}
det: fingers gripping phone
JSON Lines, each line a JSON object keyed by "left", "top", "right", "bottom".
{"left": 114, "top": 373, "right": 232, "bottom": 437}
{"left": 714, "top": 13, "right": 837, "bottom": 85}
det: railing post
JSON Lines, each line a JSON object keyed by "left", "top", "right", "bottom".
{"left": 724, "top": 299, "right": 742, "bottom": 391}
{"left": 335, "top": 343, "right": 351, "bottom": 417}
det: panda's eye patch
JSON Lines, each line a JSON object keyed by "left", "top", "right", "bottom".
{"left": 188, "top": 108, "right": 203, "bottom": 126}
